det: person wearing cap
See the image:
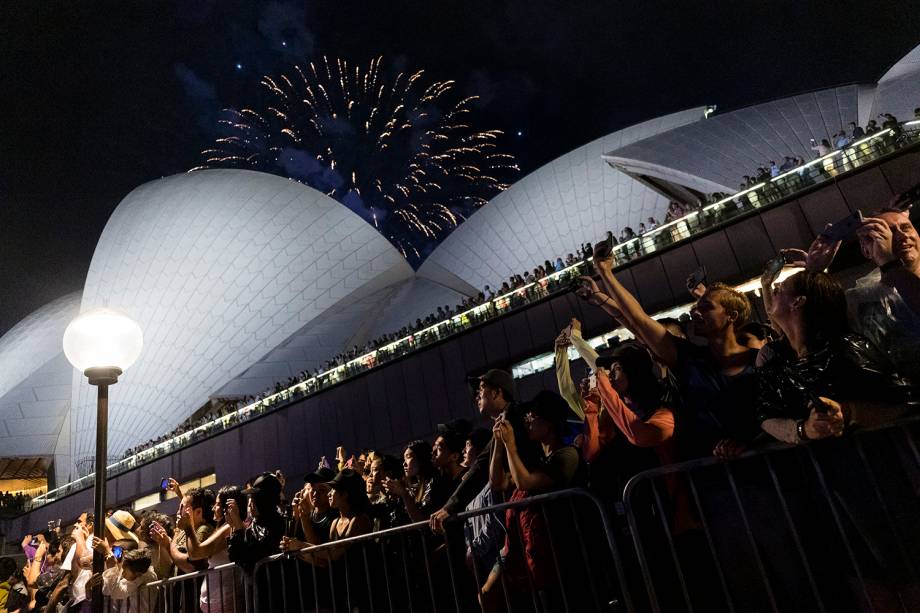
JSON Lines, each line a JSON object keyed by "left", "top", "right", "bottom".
{"left": 288, "top": 466, "right": 338, "bottom": 547}
{"left": 429, "top": 369, "right": 539, "bottom": 533}
{"left": 227, "top": 471, "right": 286, "bottom": 611}
{"left": 491, "top": 390, "right": 586, "bottom": 495}
{"left": 283, "top": 469, "right": 372, "bottom": 563}
{"left": 592, "top": 343, "right": 675, "bottom": 464}
{"left": 486, "top": 390, "right": 587, "bottom": 607}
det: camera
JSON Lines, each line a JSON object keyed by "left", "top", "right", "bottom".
{"left": 160, "top": 478, "right": 170, "bottom": 491}
{"left": 112, "top": 545, "right": 123, "bottom": 560}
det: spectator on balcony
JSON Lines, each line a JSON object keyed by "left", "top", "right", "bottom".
{"left": 647, "top": 217, "right": 660, "bottom": 231}
{"left": 755, "top": 270, "right": 915, "bottom": 447}
{"left": 881, "top": 113, "right": 899, "bottom": 130}
{"left": 620, "top": 227, "right": 636, "bottom": 242}
{"left": 811, "top": 138, "right": 832, "bottom": 157}
{"left": 587, "top": 239, "right": 761, "bottom": 458}
{"left": 849, "top": 121, "right": 865, "bottom": 140}
{"left": 565, "top": 253, "right": 576, "bottom": 266}
{"left": 865, "top": 119, "right": 880, "bottom": 135}
{"left": 779, "top": 156, "right": 796, "bottom": 172}
{"left": 769, "top": 161, "right": 780, "bottom": 177}
{"left": 834, "top": 131, "right": 851, "bottom": 149}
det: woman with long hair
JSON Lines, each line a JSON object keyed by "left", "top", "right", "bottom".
{"left": 186, "top": 485, "right": 246, "bottom": 613}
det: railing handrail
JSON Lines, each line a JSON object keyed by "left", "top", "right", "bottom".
{"left": 29, "top": 120, "right": 920, "bottom": 511}
{"left": 621, "top": 412, "right": 920, "bottom": 505}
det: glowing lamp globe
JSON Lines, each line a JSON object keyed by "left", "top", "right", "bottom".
{"left": 63, "top": 308, "right": 143, "bottom": 385}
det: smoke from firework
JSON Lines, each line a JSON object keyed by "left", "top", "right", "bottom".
{"left": 192, "top": 56, "right": 518, "bottom": 263}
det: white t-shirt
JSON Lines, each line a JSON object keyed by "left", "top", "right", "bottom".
{"left": 60, "top": 535, "right": 94, "bottom": 603}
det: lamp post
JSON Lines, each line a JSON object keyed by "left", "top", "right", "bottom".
{"left": 63, "top": 308, "right": 142, "bottom": 612}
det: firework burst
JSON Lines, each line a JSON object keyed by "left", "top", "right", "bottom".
{"left": 192, "top": 56, "right": 518, "bottom": 263}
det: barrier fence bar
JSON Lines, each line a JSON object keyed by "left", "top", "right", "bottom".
{"left": 622, "top": 417, "right": 920, "bottom": 613}
{"left": 246, "top": 488, "right": 630, "bottom": 613}
{"left": 116, "top": 418, "right": 920, "bottom": 612}
{"left": 138, "top": 562, "right": 246, "bottom": 613}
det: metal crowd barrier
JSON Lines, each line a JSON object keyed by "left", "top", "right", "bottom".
{"left": 248, "top": 488, "right": 630, "bottom": 613}
{"left": 622, "top": 418, "right": 920, "bottom": 613}
{"left": 139, "top": 562, "right": 246, "bottom": 613}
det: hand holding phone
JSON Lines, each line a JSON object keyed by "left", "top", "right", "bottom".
{"left": 820, "top": 210, "right": 863, "bottom": 243}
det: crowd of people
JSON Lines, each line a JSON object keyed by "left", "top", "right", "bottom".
{"left": 0, "top": 493, "right": 29, "bottom": 518}
{"left": 4, "top": 185, "right": 918, "bottom": 611}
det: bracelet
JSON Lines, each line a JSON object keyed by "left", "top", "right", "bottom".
{"left": 879, "top": 259, "right": 902, "bottom": 273}
{"left": 795, "top": 419, "right": 809, "bottom": 443}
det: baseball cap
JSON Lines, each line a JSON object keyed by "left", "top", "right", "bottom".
{"left": 467, "top": 369, "right": 515, "bottom": 400}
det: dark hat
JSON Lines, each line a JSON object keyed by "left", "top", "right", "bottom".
{"left": 327, "top": 469, "right": 365, "bottom": 492}
{"left": 437, "top": 419, "right": 472, "bottom": 453}
{"left": 467, "top": 369, "right": 515, "bottom": 400}
{"left": 242, "top": 472, "right": 282, "bottom": 499}
{"left": 303, "top": 467, "right": 336, "bottom": 484}
{"left": 520, "top": 390, "right": 570, "bottom": 433}
{"left": 326, "top": 469, "right": 369, "bottom": 508}
{"left": 467, "top": 427, "right": 492, "bottom": 451}
{"left": 438, "top": 417, "right": 472, "bottom": 436}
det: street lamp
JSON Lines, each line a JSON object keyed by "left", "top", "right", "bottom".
{"left": 63, "top": 308, "right": 142, "bottom": 610}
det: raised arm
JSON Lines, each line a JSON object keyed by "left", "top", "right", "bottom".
{"left": 593, "top": 259, "right": 677, "bottom": 367}
{"left": 185, "top": 519, "right": 230, "bottom": 561}
{"left": 568, "top": 320, "right": 599, "bottom": 371}
{"left": 554, "top": 333, "right": 585, "bottom": 420}
{"left": 488, "top": 428, "right": 511, "bottom": 492}
{"left": 494, "top": 420, "right": 552, "bottom": 492}
{"left": 580, "top": 402, "right": 604, "bottom": 462}
{"left": 595, "top": 370, "right": 674, "bottom": 447}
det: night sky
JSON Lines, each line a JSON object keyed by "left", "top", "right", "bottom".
{"left": 2, "top": 0, "right": 919, "bottom": 335}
